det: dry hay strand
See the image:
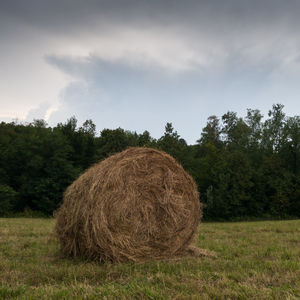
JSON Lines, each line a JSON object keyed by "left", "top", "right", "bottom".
{"left": 55, "top": 147, "right": 202, "bottom": 263}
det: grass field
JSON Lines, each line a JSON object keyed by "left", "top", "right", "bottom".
{"left": 0, "top": 218, "right": 299, "bottom": 299}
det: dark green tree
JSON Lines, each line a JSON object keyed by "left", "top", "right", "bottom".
{"left": 157, "top": 123, "right": 188, "bottom": 165}
{"left": 0, "top": 185, "right": 18, "bottom": 216}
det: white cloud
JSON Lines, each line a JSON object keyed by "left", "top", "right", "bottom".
{"left": 0, "top": 23, "right": 70, "bottom": 121}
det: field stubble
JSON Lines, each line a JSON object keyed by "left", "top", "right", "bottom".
{"left": 0, "top": 218, "right": 299, "bottom": 299}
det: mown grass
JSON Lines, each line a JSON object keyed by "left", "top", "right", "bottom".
{"left": 0, "top": 218, "right": 299, "bottom": 299}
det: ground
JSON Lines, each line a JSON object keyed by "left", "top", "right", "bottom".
{"left": 0, "top": 218, "right": 299, "bottom": 299}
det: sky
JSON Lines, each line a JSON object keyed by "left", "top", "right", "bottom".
{"left": 1, "top": 0, "right": 300, "bottom": 144}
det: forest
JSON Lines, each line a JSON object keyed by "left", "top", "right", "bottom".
{"left": 0, "top": 103, "right": 299, "bottom": 220}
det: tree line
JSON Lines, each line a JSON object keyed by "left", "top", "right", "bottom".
{"left": 0, "top": 104, "right": 299, "bottom": 220}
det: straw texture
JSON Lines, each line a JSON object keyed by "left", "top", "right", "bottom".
{"left": 55, "top": 147, "right": 202, "bottom": 262}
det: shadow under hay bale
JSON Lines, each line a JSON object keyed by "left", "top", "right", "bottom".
{"left": 55, "top": 147, "right": 202, "bottom": 262}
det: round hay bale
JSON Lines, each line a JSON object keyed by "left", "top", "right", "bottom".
{"left": 55, "top": 147, "right": 202, "bottom": 262}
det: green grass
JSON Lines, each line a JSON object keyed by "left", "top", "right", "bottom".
{"left": 0, "top": 218, "right": 299, "bottom": 299}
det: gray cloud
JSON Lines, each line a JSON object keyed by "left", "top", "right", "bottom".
{"left": 45, "top": 53, "right": 294, "bottom": 142}
{"left": 1, "top": 0, "right": 300, "bottom": 142}
{"left": 2, "top": 0, "right": 300, "bottom": 70}
{"left": 2, "top": 0, "right": 300, "bottom": 40}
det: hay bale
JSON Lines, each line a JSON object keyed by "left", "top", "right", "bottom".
{"left": 55, "top": 147, "right": 202, "bottom": 262}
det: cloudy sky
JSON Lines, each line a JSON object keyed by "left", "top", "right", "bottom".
{"left": 1, "top": 0, "right": 300, "bottom": 143}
